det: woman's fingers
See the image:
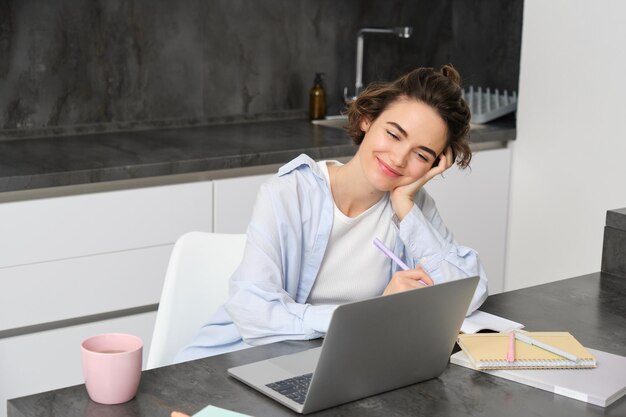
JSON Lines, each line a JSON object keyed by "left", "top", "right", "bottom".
{"left": 398, "top": 267, "right": 433, "bottom": 286}
{"left": 422, "top": 147, "right": 452, "bottom": 184}
{"left": 383, "top": 267, "right": 434, "bottom": 295}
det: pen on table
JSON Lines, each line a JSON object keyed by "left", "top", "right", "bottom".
{"left": 372, "top": 238, "right": 429, "bottom": 286}
{"left": 506, "top": 332, "right": 516, "bottom": 363}
{"left": 514, "top": 331, "right": 579, "bottom": 362}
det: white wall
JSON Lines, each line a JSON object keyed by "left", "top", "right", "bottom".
{"left": 505, "top": 0, "right": 626, "bottom": 290}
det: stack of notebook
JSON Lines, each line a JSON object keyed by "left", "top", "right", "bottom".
{"left": 451, "top": 331, "right": 626, "bottom": 407}
{"left": 456, "top": 331, "right": 596, "bottom": 370}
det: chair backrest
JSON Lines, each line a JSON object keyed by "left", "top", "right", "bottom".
{"left": 147, "top": 232, "right": 246, "bottom": 369}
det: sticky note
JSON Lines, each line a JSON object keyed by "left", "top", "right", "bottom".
{"left": 193, "top": 404, "right": 252, "bottom": 417}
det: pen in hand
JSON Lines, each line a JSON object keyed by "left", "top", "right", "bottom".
{"left": 372, "top": 238, "right": 429, "bottom": 287}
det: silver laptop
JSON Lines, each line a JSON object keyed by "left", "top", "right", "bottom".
{"left": 228, "top": 276, "right": 479, "bottom": 414}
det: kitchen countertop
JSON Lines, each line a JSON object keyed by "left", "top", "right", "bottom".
{"left": 0, "top": 116, "right": 516, "bottom": 194}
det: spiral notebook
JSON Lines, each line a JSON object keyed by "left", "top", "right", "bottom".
{"left": 457, "top": 332, "right": 597, "bottom": 370}
{"left": 451, "top": 348, "right": 626, "bottom": 407}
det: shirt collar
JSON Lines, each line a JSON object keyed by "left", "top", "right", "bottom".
{"left": 277, "top": 153, "right": 326, "bottom": 181}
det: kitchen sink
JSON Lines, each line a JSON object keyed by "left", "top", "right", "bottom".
{"left": 311, "top": 115, "right": 348, "bottom": 130}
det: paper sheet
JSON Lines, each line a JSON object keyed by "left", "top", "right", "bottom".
{"left": 461, "top": 310, "right": 524, "bottom": 334}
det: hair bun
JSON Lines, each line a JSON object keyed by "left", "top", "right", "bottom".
{"left": 441, "top": 64, "right": 461, "bottom": 86}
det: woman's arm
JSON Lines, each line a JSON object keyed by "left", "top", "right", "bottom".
{"left": 223, "top": 178, "right": 338, "bottom": 346}
{"left": 396, "top": 189, "right": 488, "bottom": 314}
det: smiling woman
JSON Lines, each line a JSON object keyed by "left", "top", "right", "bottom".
{"left": 341, "top": 99, "right": 449, "bottom": 220}
{"left": 175, "top": 65, "right": 489, "bottom": 363}
{"left": 345, "top": 65, "right": 472, "bottom": 169}
{"left": 340, "top": 65, "right": 472, "bottom": 221}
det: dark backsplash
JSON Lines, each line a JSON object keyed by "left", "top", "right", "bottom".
{"left": 0, "top": 0, "right": 523, "bottom": 136}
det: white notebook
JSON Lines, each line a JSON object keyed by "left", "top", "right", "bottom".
{"left": 460, "top": 310, "right": 524, "bottom": 334}
{"left": 450, "top": 348, "right": 626, "bottom": 407}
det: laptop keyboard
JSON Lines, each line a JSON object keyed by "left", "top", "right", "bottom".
{"left": 265, "top": 373, "right": 313, "bottom": 405}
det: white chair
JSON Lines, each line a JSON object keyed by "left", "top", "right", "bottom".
{"left": 147, "top": 232, "right": 247, "bottom": 369}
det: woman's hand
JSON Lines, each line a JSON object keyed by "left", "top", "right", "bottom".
{"left": 390, "top": 146, "right": 454, "bottom": 220}
{"left": 172, "top": 412, "right": 190, "bottom": 417}
{"left": 383, "top": 267, "right": 434, "bottom": 296}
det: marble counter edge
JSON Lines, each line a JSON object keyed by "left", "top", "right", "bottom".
{"left": 0, "top": 145, "right": 357, "bottom": 196}
{"left": 0, "top": 121, "right": 515, "bottom": 195}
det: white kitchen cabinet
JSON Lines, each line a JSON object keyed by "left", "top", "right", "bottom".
{"left": 213, "top": 173, "right": 273, "bottom": 233}
{"left": 0, "top": 180, "right": 213, "bottom": 417}
{"left": 0, "top": 181, "right": 213, "bottom": 268}
{"left": 1, "top": 180, "right": 213, "bottom": 330}
{"left": 0, "top": 245, "right": 171, "bottom": 331}
{"left": 425, "top": 147, "right": 511, "bottom": 294}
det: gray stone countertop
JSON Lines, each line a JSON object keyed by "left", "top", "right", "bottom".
{"left": 0, "top": 116, "right": 515, "bottom": 193}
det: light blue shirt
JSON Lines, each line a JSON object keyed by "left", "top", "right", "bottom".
{"left": 176, "top": 154, "right": 488, "bottom": 362}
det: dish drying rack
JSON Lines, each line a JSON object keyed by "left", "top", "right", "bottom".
{"left": 462, "top": 86, "right": 517, "bottom": 124}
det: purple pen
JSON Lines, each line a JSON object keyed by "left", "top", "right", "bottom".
{"left": 373, "top": 238, "right": 429, "bottom": 287}
{"left": 373, "top": 238, "right": 410, "bottom": 270}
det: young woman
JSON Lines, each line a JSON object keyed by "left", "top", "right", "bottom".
{"left": 175, "top": 65, "right": 488, "bottom": 362}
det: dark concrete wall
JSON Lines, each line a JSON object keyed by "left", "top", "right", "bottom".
{"left": 0, "top": 0, "right": 523, "bottom": 134}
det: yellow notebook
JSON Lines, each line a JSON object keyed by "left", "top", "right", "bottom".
{"left": 457, "top": 332, "right": 597, "bottom": 370}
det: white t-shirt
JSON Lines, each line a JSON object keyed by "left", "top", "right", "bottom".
{"left": 307, "top": 161, "right": 398, "bottom": 305}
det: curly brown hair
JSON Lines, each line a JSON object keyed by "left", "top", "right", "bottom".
{"left": 345, "top": 64, "right": 472, "bottom": 169}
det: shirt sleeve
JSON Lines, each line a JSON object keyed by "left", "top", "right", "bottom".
{"left": 396, "top": 189, "right": 489, "bottom": 315}
{"left": 223, "top": 179, "right": 338, "bottom": 346}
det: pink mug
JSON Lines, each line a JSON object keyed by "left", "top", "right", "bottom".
{"left": 81, "top": 333, "right": 143, "bottom": 404}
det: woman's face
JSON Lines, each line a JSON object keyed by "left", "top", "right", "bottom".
{"left": 357, "top": 98, "right": 448, "bottom": 192}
